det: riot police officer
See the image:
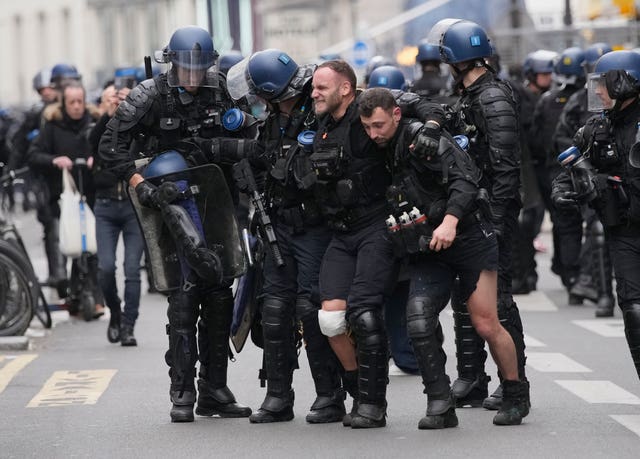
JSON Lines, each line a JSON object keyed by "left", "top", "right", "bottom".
{"left": 359, "top": 87, "right": 528, "bottom": 427}
{"left": 552, "top": 50, "right": 640, "bottom": 381}
{"left": 554, "top": 42, "right": 616, "bottom": 316}
{"left": 99, "top": 26, "right": 252, "bottom": 422}
{"left": 226, "top": 49, "right": 345, "bottom": 424}
{"left": 411, "top": 40, "right": 449, "bottom": 101}
{"left": 433, "top": 19, "right": 529, "bottom": 411}
{"left": 510, "top": 49, "right": 557, "bottom": 294}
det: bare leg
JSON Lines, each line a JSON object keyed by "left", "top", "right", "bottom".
{"left": 467, "top": 270, "right": 518, "bottom": 381}
{"left": 322, "top": 299, "right": 357, "bottom": 371}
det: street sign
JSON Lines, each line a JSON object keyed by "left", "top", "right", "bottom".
{"left": 353, "top": 40, "right": 369, "bottom": 67}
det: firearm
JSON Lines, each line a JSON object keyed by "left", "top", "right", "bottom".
{"left": 235, "top": 159, "right": 285, "bottom": 267}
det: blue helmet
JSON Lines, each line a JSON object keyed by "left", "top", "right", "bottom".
{"left": 227, "top": 49, "right": 307, "bottom": 103}
{"left": 593, "top": 50, "right": 640, "bottom": 100}
{"left": 438, "top": 20, "right": 493, "bottom": 64}
{"left": 554, "top": 47, "right": 586, "bottom": 77}
{"left": 143, "top": 151, "right": 188, "bottom": 182}
{"left": 416, "top": 40, "right": 441, "bottom": 63}
{"left": 114, "top": 67, "right": 143, "bottom": 89}
{"left": 584, "top": 42, "right": 613, "bottom": 65}
{"left": 218, "top": 51, "right": 244, "bottom": 75}
{"left": 50, "top": 63, "right": 81, "bottom": 88}
{"left": 364, "top": 55, "right": 394, "bottom": 84}
{"left": 166, "top": 26, "right": 217, "bottom": 70}
{"left": 522, "top": 49, "right": 557, "bottom": 78}
{"left": 367, "top": 65, "right": 406, "bottom": 90}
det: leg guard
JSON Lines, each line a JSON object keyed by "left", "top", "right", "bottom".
{"left": 348, "top": 309, "right": 388, "bottom": 428}
{"left": 249, "top": 297, "right": 296, "bottom": 423}
{"left": 498, "top": 294, "right": 527, "bottom": 381}
{"left": 195, "top": 288, "right": 251, "bottom": 417}
{"left": 160, "top": 203, "right": 223, "bottom": 284}
{"left": 407, "top": 296, "right": 451, "bottom": 398}
{"left": 590, "top": 219, "right": 615, "bottom": 317}
{"left": 296, "top": 297, "right": 345, "bottom": 423}
{"left": 165, "top": 289, "right": 199, "bottom": 422}
{"left": 451, "top": 284, "right": 489, "bottom": 407}
{"left": 622, "top": 304, "right": 640, "bottom": 380}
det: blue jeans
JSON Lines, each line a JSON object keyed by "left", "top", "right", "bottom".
{"left": 94, "top": 198, "right": 144, "bottom": 326}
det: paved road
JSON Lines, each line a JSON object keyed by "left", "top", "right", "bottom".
{"left": 1, "top": 207, "right": 639, "bottom": 458}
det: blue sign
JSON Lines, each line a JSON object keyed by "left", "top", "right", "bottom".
{"left": 353, "top": 40, "right": 369, "bottom": 67}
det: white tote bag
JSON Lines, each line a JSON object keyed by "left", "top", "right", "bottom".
{"left": 58, "top": 168, "right": 98, "bottom": 258}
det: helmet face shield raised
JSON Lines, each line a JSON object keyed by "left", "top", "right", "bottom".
{"left": 226, "top": 57, "right": 252, "bottom": 101}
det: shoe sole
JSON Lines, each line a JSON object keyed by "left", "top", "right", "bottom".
{"left": 305, "top": 414, "right": 345, "bottom": 424}
{"left": 248, "top": 414, "right": 294, "bottom": 423}
{"left": 195, "top": 408, "right": 252, "bottom": 418}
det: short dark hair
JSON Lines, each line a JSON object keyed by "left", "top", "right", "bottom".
{"left": 316, "top": 59, "right": 357, "bottom": 94}
{"left": 358, "top": 87, "right": 397, "bottom": 118}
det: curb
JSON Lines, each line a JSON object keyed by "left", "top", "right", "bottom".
{"left": 0, "top": 336, "right": 30, "bottom": 351}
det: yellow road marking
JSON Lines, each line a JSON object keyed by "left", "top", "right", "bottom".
{"left": 27, "top": 369, "right": 117, "bottom": 407}
{"left": 0, "top": 354, "right": 38, "bottom": 394}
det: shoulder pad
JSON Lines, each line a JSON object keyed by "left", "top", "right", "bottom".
{"left": 113, "top": 80, "right": 159, "bottom": 128}
{"left": 128, "top": 79, "right": 159, "bottom": 108}
{"left": 394, "top": 90, "right": 420, "bottom": 106}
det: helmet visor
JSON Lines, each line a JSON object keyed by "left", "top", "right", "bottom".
{"left": 167, "top": 61, "right": 219, "bottom": 88}
{"left": 226, "top": 57, "right": 252, "bottom": 101}
{"left": 587, "top": 73, "right": 615, "bottom": 112}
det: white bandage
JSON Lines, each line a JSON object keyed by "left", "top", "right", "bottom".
{"left": 318, "top": 309, "right": 347, "bottom": 337}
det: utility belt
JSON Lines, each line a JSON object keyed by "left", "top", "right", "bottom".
{"left": 274, "top": 200, "right": 323, "bottom": 233}
{"left": 326, "top": 201, "right": 387, "bottom": 232}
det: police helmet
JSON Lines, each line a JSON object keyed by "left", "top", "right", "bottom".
{"left": 367, "top": 65, "right": 407, "bottom": 90}
{"left": 32, "top": 68, "right": 52, "bottom": 92}
{"left": 522, "top": 50, "right": 557, "bottom": 78}
{"left": 218, "top": 51, "right": 244, "bottom": 76}
{"left": 587, "top": 50, "right": 640, "bottom": 111}
{"left": 554, "top": 47, "right": 586, "bottom": 77}
{"left": 584, "top": 42, "right": 613, "bottom": 65}
{"left": 114, "top": 67, "right": 142, "bottom": 90}
{"left": 50, "top": 63, "right": 81, "bottom": 88}
{"left": 364, "top": 55, "right": 394, "bottom": 84}
{"left": 143, "top": 150, "right": 189, "bottom": 182}
{"left": 416, "top": 40, "right": 441, "bottom": 63}
{"left": 438, "top": 20, "right": 493, "bottom": 64}
{"left": 227, "top": 49, "right": 303, "bottom": 103}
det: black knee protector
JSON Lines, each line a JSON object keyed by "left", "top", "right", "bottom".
{"left": 261, "top": 296, "right": 296, "bottom": 342}
{"left": 348, "top": 309, "right": 387, "bottom": 352}
{"left": 167, "top": 289, "right": 200, "bottom": 333}
{"left": 161, "top": 204, "right": 223, "bottom": 284}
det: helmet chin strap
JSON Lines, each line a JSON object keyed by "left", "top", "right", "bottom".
{"left": 451, "top": 60, "right": 492, "bottom": 90}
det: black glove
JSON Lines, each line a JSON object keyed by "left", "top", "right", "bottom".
{"left": 553, "top": 189, "right": 581, "bottom": 210}
{"left": 189, "top": 137, "right": 258, "bottom": 165}
{"left": 135, "top": 180, "right": 159, "bottom": 209}
{"left": 411, "top": 121, "right": 441, "bottom": 159}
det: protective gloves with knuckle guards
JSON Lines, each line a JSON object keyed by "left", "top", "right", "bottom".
{"left": 553, "top": 189, "right": 581, "bottom": 210}
{"left": 135, "top": 180, "right": 160, "bottom": 209}
{"left": 411, "top": 121, "right": 441, "bottom": 159}
{"left": 135, "top": 180, "right": 182, "bottom": 209}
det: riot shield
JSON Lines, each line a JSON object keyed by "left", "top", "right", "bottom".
{"left": 129, "top": 163, "right": 246, "bottom": 292}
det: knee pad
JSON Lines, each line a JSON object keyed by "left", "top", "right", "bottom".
{"left": 318, "top": 309, "right": 347, "bottom": 337}
{"left": 347, "top": 310, "right": 386, "bottom": 349}
{"left": 168, "top": 291, "right": 199, "bottom": 331}
{"left": 295, "top": 297, "right": 319, "bottom": 322}
{"left": 406, "top": 296, "right": 441, "bottom": 341}
{"left": 261, "top": 297, "right": 295, "bottom": 341}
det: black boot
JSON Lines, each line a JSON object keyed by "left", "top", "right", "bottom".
{"left": 483, "top": 384, "right": 503, "bottom": 410}
{"left": 195, "top": 379, "right": 251, "bottom": 417}
{"left": 341, "top": 370, "right": 359, "bottom": 427}
{"left": 622, "top": 304, "right": 640, "bottom": 380}
{"left": 107, "top": 310, "right": 121, "bottom": 343}
{"left": 418, "top": 395, "right": 458, "bottom": 430}
{"left": 493, "top": 380, "right": 528, "bottom": 426}
{"left": 248, "top": 297, "right": 297, "bottom": 423}
{"left": 120, "top": 323, "right": 137, "bottom": 346}
{"left": 348, "top": 311, "right": 388, "bottom": 429}
{"left": 170, "top": 389, "right": 196, "bottom": 423}
{"left": 451, "top": 292, "right": 489, "bottom": 407}
{"left": 296, "top": 298, "right": 345, "bottom": 424}
{"left": 595, "top": 295, "right": 615, "bottom": 318}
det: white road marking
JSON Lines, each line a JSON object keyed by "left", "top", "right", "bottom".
{"left": 524, "top": 334, "right": 546, "bottom": 347}
{"left": 556, "top": 380, "right": 640, "bottom": 405}
{"left": 27, "top": 369, "right": 117, "bottom": 407}
{"left": 0, "top": 354, "right": 38, "bottom": 394}
{"left": 514, "top": 290, "right": 558, "bottom": 311}
{"left": 572, "top": 319, "right": 625, "bottom": 338}
{"left": 610, "top": 415, "right": 640, "bottom": 437}
{"left": 527, "top": 352, "right": 591, "bottom": 372}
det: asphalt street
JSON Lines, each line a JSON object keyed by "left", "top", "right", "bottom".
{"left": 1, "top": 205, "right": 639, "bottom": 458}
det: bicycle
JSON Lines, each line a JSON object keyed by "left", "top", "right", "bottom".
{"left": 0, "top": 166, "right": 52, "bottom": 334}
